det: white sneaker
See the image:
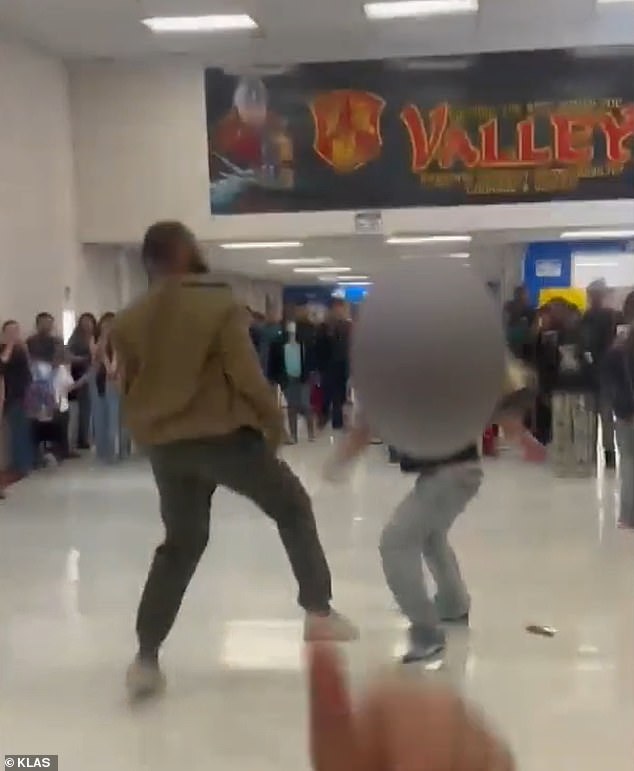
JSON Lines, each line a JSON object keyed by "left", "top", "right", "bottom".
{"left": 304, "top": 610, "right": 360, "bottom": 642}
{"left": 126, "top": 656, "right": 166, "bottom": 701}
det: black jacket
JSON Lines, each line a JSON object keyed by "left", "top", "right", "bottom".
{"left": 603, "top": 343, "right": 634, "bottom": 421}
{"left": 0, "top": 345, "right": 31, "bottom": 405}
{"left": 535, "top": 324, "right": 597, "bottom": 394}
{"left": 581, "top": 307, "right": 617, "bottom": 368}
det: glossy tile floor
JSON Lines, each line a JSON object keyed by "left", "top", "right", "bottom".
{"left": 1, "top": 440, "right": 633, "bottom": 771}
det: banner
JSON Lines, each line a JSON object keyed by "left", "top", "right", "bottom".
{"left": 205, "top": 47, "right": 634, "bottom": 214}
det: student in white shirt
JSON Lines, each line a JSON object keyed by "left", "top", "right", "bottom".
{"left": 32, "top": 346, "right": 88, "bottom": 461}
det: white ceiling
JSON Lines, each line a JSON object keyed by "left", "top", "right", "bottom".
{"left": 0, "top": 0, "right": 632, "bottom": 63}
{"left": 199, "top": 232, "right": 529, "bottom": 284}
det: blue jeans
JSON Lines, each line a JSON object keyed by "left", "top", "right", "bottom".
{"left": 91, "top": 380, "right": 128, "bottom": 462}
{"left": 5, "top": 401, "right": 34, "bottom": 475}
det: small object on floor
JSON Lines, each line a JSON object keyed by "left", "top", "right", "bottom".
{"left": 617, "top": 520, "right": 634, "bottom": 531}
{"left": 605, "top": 450, "right": 616, "bottom": 471}
{"left": 0, "top": 489, "right": 6, "bottom": 500}
{"left": 526, "top": 624, "right": 557, "bottom": 638}
{"left": 304, "top": 609, "right": 360, "bottom": 642}
{"left": 126, "top": 655, "right": 166, "bottom": 701}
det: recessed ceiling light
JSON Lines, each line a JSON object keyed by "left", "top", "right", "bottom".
{"left": 294, "top": 266, "right": 352, "bottom": 274}
{"left": 267, "top": 257, "right": 333, "bottom": 265}
{"left": 220, "top": 241, "right": 302, "bottom": 250}
{"left": 364, "top": 1, "right": 478, "bottom": 20}
{"left": 561, "top": 230, "right": 634, "bottom": 240}
{"left": 386, "top": 234, "right": 472, "bottom": 245}
{"left": 142, "top": 15, "right": 258, "bottom": 33}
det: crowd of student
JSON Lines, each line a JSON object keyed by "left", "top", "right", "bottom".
{"left": 0, "top": 310, "right": 128, "bottom": 496}
{"left": 248, "top": 300, "right": 352, "bottom": 444}
{"left": 504, "top": 280, "right": 634, "bottom": 526}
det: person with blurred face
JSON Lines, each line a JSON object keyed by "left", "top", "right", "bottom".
{"left": 504, "top": 284, "right": 535, "bottom": 363}
{"left": 316, "top": 300, "right": 351, "bottom": 430}
{"left": 68, "top": 312, "right": 97, "bottom": 450}
{"left": 581, "top": 278, "right": 618, "bottom": 469}
{"left": 544, "top": 299, "right": 599, "bottom": 477}
{"left": 604, "top": 322, "right": 634, "bottom": 529}
{"left": 90, "top": 312, "right": 127, "bottom": 463}
{"left": 27, "top": 312, "right": 61, "bottom": 365}
{"left": 112, "top": 221, "right": 357, "bottom": 700}
{"left": 269, "top": 319, "right": 316, "bottom": 443}
{"left": 0, "top": 320, "right": 33, "bottom": 476}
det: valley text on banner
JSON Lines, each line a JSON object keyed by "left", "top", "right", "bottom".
{"left": 205, "top": 47, "right": 634, "bottom": 215}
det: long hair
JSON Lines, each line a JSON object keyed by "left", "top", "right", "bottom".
{"left": 141, "top": 221, "right": 208, "bottom": 279}
{"left": 69, "top": 312, "right": 97, "bottom": 346}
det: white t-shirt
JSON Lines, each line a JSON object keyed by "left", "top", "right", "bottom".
{"left": 53, "top": 365, "right": 74, "bottom": 413}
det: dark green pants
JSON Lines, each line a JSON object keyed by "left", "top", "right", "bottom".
{"left": 137, "top": 429, "right": 332, "bottom": 655}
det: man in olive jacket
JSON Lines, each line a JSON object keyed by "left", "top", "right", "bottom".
{"left": 113, "top": 221, "right": 357, "bottom": 699}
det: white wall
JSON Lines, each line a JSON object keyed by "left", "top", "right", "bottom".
{"left": 0, "top": 41, "right": 77, "bottom": 330}
{"left": 75, "top": 245, "right": 123, "bottom": 317}
{"left": 74, "top": 245, "right": 282, "bottom": 317}
{"left": 69, "top": 60, "right": 634, "bottom": 246}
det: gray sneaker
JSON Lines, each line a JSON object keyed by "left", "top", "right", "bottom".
{"left": 126, "top": 656, "right": 166, "bottom": 701}
{"left": 304, "top": 610, "right": 360, "bottom": 642}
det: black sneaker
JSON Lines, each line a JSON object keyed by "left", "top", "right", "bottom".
{"left": 402, "top": 626, "right": 446, "bottom": 664}
{"left": 605, "top": 451, "right": 616, "bottom": 471}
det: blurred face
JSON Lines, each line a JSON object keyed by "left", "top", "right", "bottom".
{"left": 294, "top": 305, "right": 308, "bottom": 322}
{"left": 3, "top": 322, "right": 20, "bottom": 344}
{"left": 79, "top": 315, "right": 95, "bottom": 335}
{"left": 588, "top": 289, "right": 606, "bottom": 309}
{"left": 37, "top": 315, "right": 54, "bottom": 335}
{"left": 331, "top": 301, "right": 348, "bottom": 321}
{"left": 100, "top": 315, "right": 114, "bottom": 336}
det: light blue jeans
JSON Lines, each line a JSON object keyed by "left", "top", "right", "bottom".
{"left": 380, "top": 463, "right": 483, "bottom": 645}
{"left": 90, "top": 379, "right": 129, "bottom": 463}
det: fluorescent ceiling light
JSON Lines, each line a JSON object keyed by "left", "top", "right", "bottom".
{"left": 338, "top": 281, "right": 373, "bottom": 286}
{"left": 364, "top": 1, "right": 478, "bottom": 20}
{"left": 576, "top": 262, "right": 620, "bottom": 268}
{"left": 597, "top": 0, "right": 634, "bottom": 5}
{"left": 337, "top": 275, "right": 369, "bottom": 280}
{"left": 318, "top": 276, "right": 338, "bottom": 282}
{"left": 294, "top": 266, "right": 351, "bottom": 274}
{"left": 402, "top": 251, "right": 469, "bottom": 259}
{"left": 561, "top": 230, "right": 634, "bottom": 240}
{"left": 220, "top": 241, "right": 302, "bottom": 250}
{"left": 142, "top": 15, "right": 258, "bottom": 33}
{"left": 386, "top": 234, "right": 472, "bottom": 245}
{"left": 267, "top": 257, "right": 333, "bottom": 266}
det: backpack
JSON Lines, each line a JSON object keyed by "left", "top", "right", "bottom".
{"left": 25, "top": 362, "right": 57, "bottom": 421}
